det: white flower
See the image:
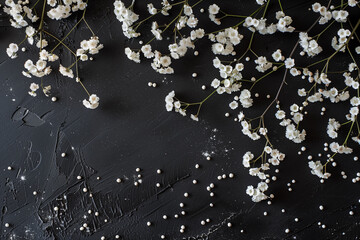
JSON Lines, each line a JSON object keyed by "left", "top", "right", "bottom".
{"left": 257, "top": 182, "right": 268, "bottom": 192}
{"left": 125, "top": 47, "right": 140, "bottom": 63}
{"left": 160, "top": 56, "right": 171, "bottom": 67}
{"left": 212, "top": 43, "right": 224, "bottom": 54}
{"left": 211, "top": 78, "right": 220, "bottom": 88}
{"left": 6, "top": 43, "right": 19, "bottom": 59}
{"left": 272, "top": 49, "right": 283, "bottom": 61}
{"left": 29, "top": 83, "right": 39, "bottom": 91}
{"left": 308, "top": 161, "right": 330, "bottom": 179}
{"left": 284, "top": 58, "right": 295, "bottom": 68}
{"left": 165, "top": 91, "right": 175, "bottom": 111}
{"left": 147, "top": 3, "right": 157, "bottom": 15}
{"left": 190, "top": 114, "right": 199, "bottom": 121}
{"left": 239, "top": 89, "right": 253, "bottom": 108}
{"left": 59, "top": 64, "right": 74, "bottom": 78}
{"left": 229, "top": 101, "right": 239, "bottom": 110}
{"left": 275, "top": 110, "right": 285, "bottom": 119}
{"left": 83, "top": 94, "right": 100, "bottom": 109}
{"left": 208, "top": 4, "right": 220, "bottom": 15}
{"left": 246, "top": 185, "right": 255, "bottom": 196}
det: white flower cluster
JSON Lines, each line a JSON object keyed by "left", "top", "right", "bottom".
{"left": 243, "top": 11, "right": 294, "bottom": 35}
{"left": 114, "top": 0, "right": 140, "bottom": 38}
{"left": 299, "top": 32, "right": 323, "bottom": 57}
{"left": 211, "top": 57, "right": 243, "bottom": 95}
{"left": 274, "top": 106, "right": 306, "bottom": 143}
{"left": 244, "top": 147, "right": 285, "bottom": 202}
{"left": 77, "top": 36, "right": 104, "bottom": 61}
{"left": 255, "top": 56, "right": 272, "bottom": 72}
{"left": 151, "top": 52, "right": 174, "bottom": 74}
{"left": 208, "top": 4, "right": 220, "bottom": 25}
{"left": 3, "top": 0, "right": 38, "bottom": 28}
{"left": 331, "top": 28, "right": 351, "bottom": 52}
{"left": 164, "top": 91, "right": 187, "bottom": 117}
{"left": 47, "top": 0, "right": 86, "bottom": 20}
{"left": 6, "top": 43, "right": 19, "bottom": 59}
{"left": 241, "top": 120, "right": 260, "bottom": 141}
{"left": 151, "top": 21, "right": 163, "bottom": 40}
{"left": 28, "top": 83, "right": 39, "bottom": 97}
{"left": 23, "top": 57, "right": 52, "bottom": 78}
{"left": 327, "top": 118, "right": 340, "bottom": 139}
{"left": 175, "top": 4, "right": 199, "bottom": 29}
{"left": 246, "top": 183, "right": 268, "bottom": 202}
{"left": 329, "top": 142, "right": 353, "bottom": 154}
{"left": 308, "top": 161, "right": 331, "bottom": 179}
{"left": 344, "top": 72, "right": 359, "bottom": 90}
{"left": 209, "top": 28, "right": 243, "bottom": 55}
{"left": 59, "top": 64, "right": 74, "bottom": 78}
{"left": 239, "top": 89, "right": 253, "bottom": 108}
{"left": 312, "top": 3, "right": 332, "bottom": 25}
{"left": 83, "top": 94, "right": 100, "bottom": 109}
{"left": 312, "top": 3, "right": 350, "bottom": 24}
{"left": 168, "top": 37, "right": 195, "bottom": 60}
{"left": 125, "top": 47, "right": 140, "bottom": 63}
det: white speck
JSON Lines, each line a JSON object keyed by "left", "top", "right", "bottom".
{"left": 51, "top": 97, "right": 57, "bottom": 102}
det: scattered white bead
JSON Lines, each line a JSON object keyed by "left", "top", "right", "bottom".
{"left": 51, "top": 97, "right": 57, "bottom": 102}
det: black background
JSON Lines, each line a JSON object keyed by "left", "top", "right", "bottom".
{"left": 0, "top": 0, "right": 359, "bottom": 239}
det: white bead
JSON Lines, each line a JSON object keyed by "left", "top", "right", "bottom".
{"left": 51, "top": 97, "right": 57, "bottom": 102}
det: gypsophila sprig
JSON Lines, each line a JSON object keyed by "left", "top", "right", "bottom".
{"left": 3, "top": 0, "right": 102, "bottom": 109}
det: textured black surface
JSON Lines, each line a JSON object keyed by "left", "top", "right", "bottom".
{"left": 0, "top": 0, "right": 360, "bottom": 239}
